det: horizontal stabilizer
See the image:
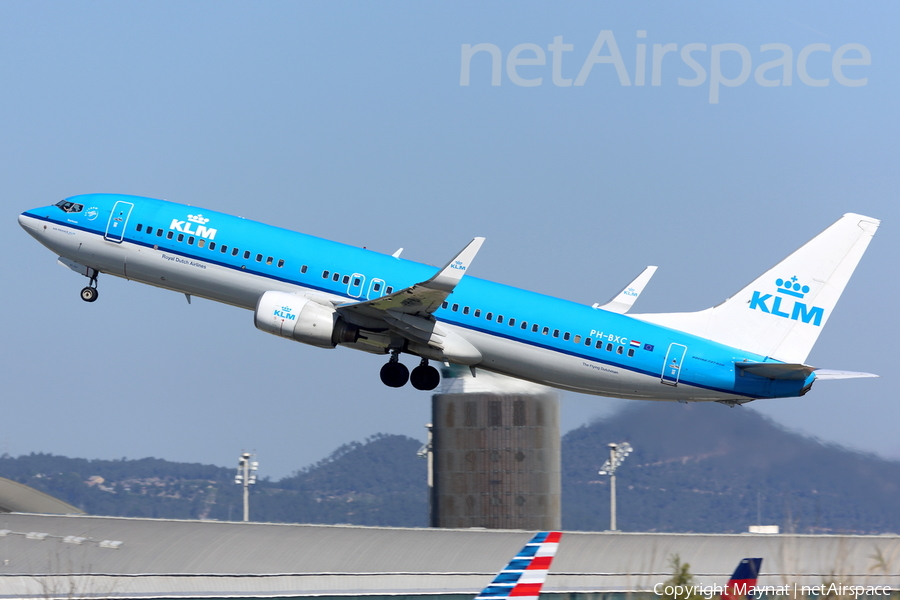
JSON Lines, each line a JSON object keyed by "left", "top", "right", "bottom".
{"left": 595, "top": 265, "right": 657, "bottom": 314}
{"left": 735, "top": 363, "right": 814, "bottom": 380}
{"left": 813, "top": 369, "right": 879, "bottom": 380}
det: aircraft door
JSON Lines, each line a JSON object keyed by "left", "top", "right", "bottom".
{"left": 104, "top": 201, "right": 134, "bottom": 243}
{"left": 367, "top": 278, "right": 386, "bottom": 299}
{"left": 348, "top": 273, "right": 366, "bottom": 298}
{"left": 661, "top": 343, "right": 687, "bottom": 386}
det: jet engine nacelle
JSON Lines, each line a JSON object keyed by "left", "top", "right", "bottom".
{"left": 254, "top": 291, "right": 358, "bottom": 349}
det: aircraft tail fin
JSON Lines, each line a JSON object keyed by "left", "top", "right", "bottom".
{"left": 722, "top": 558, "right": 763, "bottom": 600}
{"left": 474, "top": 531, "right": 562, "bottom": 600}
{"left": 634, "top": 214, "right": 879, "bottom": 363}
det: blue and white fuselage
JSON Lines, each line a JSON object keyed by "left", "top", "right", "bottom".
{"left": 19, "top": 194, "right": 879, "bottom": 402}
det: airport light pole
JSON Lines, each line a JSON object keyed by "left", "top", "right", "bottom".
{"left": 599, "top": 442, "right": 632, "bottom": 531}
{"left": 234, "top": 452, "right": 258, "bottom": 522}
{"left": 417, "top": 424, "right": 434, "bottom": 526}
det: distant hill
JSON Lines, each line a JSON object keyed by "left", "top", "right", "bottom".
{"left": 0, "top": 434, "right": 427, "bottom": 526}
{"left": 2, "top": 405, "right": 898, "bottom": 533}
{"left": 562, "top": 402, "right": 900, "bottom": 534}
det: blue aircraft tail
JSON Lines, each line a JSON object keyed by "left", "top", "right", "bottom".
{"left": 722, "top": 558, "right": 763, "bottom": 600}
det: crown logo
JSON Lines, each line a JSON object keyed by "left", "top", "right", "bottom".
{"left": 775, "top": 276, "right": 810, "bottom": 299}
{"left": 187, "top": 214, "right": 210, "bottom": 225}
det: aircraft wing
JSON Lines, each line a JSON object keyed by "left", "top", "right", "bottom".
{"left": 335, "top": 238, "right": 484, "bottom": 361}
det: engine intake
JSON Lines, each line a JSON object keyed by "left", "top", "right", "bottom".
{"left": 254, "top": 291, "right": 358, "bottom": 348}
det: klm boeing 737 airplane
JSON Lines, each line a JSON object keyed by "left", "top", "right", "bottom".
{"left": 19, "top": 194, "right": 879, "bottom": 403}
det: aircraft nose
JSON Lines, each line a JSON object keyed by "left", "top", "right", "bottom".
{"left": 18, "top": 212, "right": 41, "bottom": 234}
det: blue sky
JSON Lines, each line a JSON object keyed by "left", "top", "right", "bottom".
{"left": 2, "top": 2, "right": 897, "bottom": 478}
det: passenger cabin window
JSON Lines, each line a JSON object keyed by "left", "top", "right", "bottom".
{"left": 442, "top": 302, "right": 448, "bottom": 309}
{"left": 596, "top": 340, "right": 603, "bottom": 349}
{"left": 333, "top": 272, "right": 340, "bottom": 282}
{"left": 187, "top": 236, "right": 194, "bottom": 245}
{"left": 486, "top": 312, "right": 493, "bottom": 320}
{"left": 208, "top": 242, "right": 215, "bottom": 250}
{"left": 373, "top": 282, "right": 381, "bottom": 291}
{"left": 606, "top": 343, "right": 613, "bottom": 352}
{"left": 232, "top": 247, "right": 239, "bottom": 256}
{"left": 463, "top": 306, "right": 470, "bottom": 315}
{"left": 147, "top": 227, "right": 153, "bottom": 235}
{"left": 353, "top": 277, "right": 360, "bottom": 286}
{"left": 532, "top": 324, "right": 538, "bottom": 332}
{"left": 573, "top": 335, "right": 580, "bottom": 343}
{"left": 564, "top": 332, "right": 571, "bottom": 341}
{"left": 243, "top": 251, "right": 251, "bottom": 259}
{"left": 628, "top": 348, "right": 635, "bottom": 357}
{"left": 177, "top": 233, "right": 184, "bottom": 242}
{"left": 617, "top": 346, "right": 624, "bottom": 355}
{"left": 167, "top": 231, "right": 174, "bottom": 240}
{"left": 342, "top": 275, "right": 350, "bottom": 284}
{"left": 267, "top": 257, "right": 274, "bottom": 265}
{"left": 386, "top": 286, "right": 393, "bottom": 294}
{"left": 553, "top": 329, "right": 560, "bottom": 338}
{"left": 452, "top": 304, "right": 459, "bottom": 312}
{"left": 508, "top": 318, "right": 515, "bottom": 326}
{"left": 585, "top": 337, "right": 591, "bottom": 346}
{"left": 300, "top": 265, "right": 308, "bottom": 273}
{"left": 256, "top": 254, "right": 262, "bottom": 262}
{"left": 277, "top": 259, "right": 284, "bottom": 268}
{"left": 156, "top": 229, "right": 163, "bottom": 237}
{"left": 136, "top": 224, "right": 143, "bottom": 232}
{"left": 497, "top": 315, "right": 504, "bottom": 324}
{"left": 474, "top": 309, "right": 481, "bottom": 318}
{"left": 198, "top": 239, "right": 205, "bottom": 248}
{"left": 542, "top": 327, "right": 549, "bottom": 335}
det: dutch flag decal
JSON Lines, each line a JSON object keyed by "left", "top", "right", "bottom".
{"left": 474, "top": 531, "right": 562, "bottom": 600}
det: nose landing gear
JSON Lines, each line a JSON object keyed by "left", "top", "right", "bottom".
{"left": 80, "top": 269, "right": 99, "bottom": 303}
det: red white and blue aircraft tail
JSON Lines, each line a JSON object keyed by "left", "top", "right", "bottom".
{"left": 722, "top": 557, "right": 763, "bottom": 600}
{"left": 474, "top": 531, "right": 562, "bottom": 600}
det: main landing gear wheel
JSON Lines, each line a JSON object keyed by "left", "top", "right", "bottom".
{"left": 410, "top": 360, "right": 440, "bottom": 391}
{"left": 380, "top": 361, "right": 409, "bottom": 388}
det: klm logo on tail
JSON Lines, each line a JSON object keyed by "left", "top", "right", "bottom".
{"left": 749, "top": 277, "right": 824, "bottom": 326}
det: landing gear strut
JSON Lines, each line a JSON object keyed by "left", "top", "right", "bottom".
{"left": 380, "top": 350, "right": 409, "bottom": 388}
{"left": 410, "top": 359, "right": 440, "bottom": 391}
{"left": 80, "top": 269, "right": 99, "bottom": 303}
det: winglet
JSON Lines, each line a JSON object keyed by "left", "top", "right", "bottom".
{"left": 475, "top": 531, "right": 562, "bottom": 600}
{"left": 426, "top": 237, "right": 485, "bottom": 292}
{"left": 595, "top": 266, "right": 657, "bottom": 313}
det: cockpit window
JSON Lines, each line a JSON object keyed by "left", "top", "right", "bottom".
{"left": 54, "top": 200, "right": 84, "bottom": 214}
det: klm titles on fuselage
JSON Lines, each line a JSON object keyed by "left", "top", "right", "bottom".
{"left": 749, "top": 277, "right": 824, "bottom": 326}
{"left": 169, "top": 214, "right": 217, "bottom": 240}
